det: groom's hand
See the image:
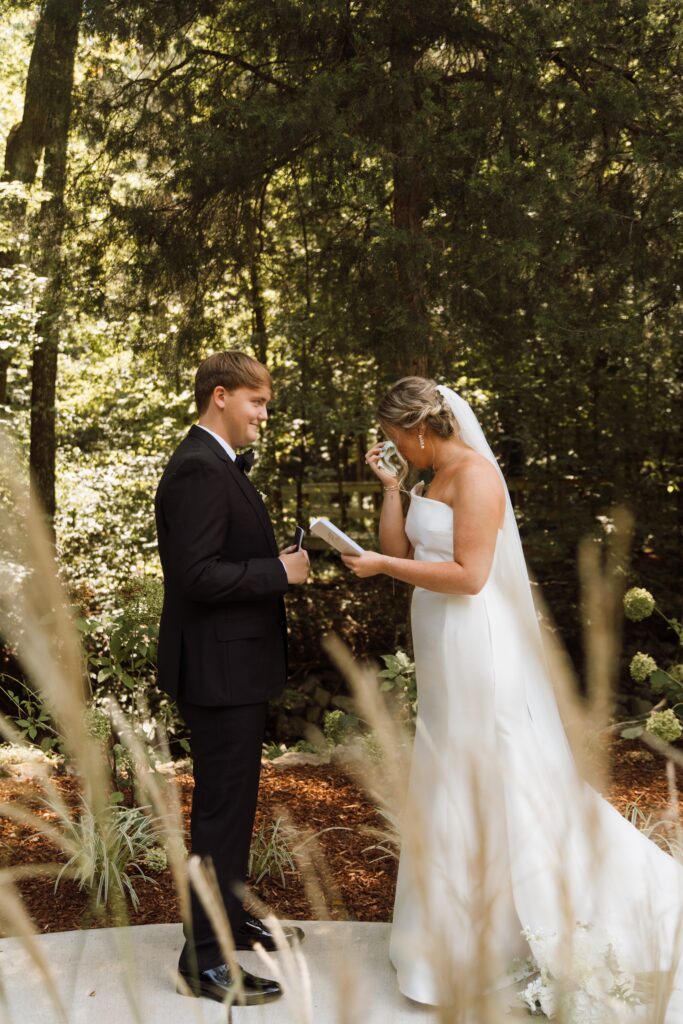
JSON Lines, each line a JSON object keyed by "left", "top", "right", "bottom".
{"left": 279, "top": 547, "right": 310, "bottom": 584}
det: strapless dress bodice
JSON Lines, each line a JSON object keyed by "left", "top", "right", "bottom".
{"left": 405, "top": 481, "right": 454, "bottom": 562}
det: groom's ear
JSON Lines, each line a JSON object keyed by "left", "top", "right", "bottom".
{"left": 212, "top": 385, "right": 232, "bottom": 410}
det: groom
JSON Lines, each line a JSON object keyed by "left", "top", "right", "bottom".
{"left": 155, "top": 350, "right": 309, "bottom": 1004}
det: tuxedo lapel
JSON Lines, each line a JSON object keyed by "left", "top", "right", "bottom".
{"left": 188, "top": 426, "right": 277, "bottom": 553}
{"left": 225, "top": 457, "right": 278, "bottom": 552}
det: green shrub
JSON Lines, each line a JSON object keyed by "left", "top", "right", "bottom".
{"left": 0, "top": 677, "right": 62, "bottom": 753}
{"left": 323, "top": 709, "right": 357, "bottom": 746}
{"left": 378, "top": 650, "right": 418, "bottom": 723}
{"left": 81, "top": 576, "right": 163, "bottom": 697}
{"left": 290, "top": 739, "right": 318, "bottom": 754}
{"left": 142, "top": 845, "right": 168, "bottom": 873}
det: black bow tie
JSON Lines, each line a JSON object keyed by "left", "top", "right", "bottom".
{"left": 235, "top": 449, "right": 255, "bottom": 474}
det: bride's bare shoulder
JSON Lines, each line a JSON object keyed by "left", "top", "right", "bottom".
{"left": 459, "top": 447, "right": 498, "bottom": 476}
{"left": 453, "top": 449, "right": 505, "bottom": 506}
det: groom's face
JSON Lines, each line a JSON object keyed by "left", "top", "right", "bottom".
{"left": 217, "top": 384, "right": 271, "bottom": 447}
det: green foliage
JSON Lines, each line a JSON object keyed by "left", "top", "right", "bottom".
{"left": 290, "top": 739, "right": 318, "bottom": 754}
{"left": 323, "top": 708, "right": 358, "bottom": 747}
{"left": 378, "top": 650, "right": 418, "bottom": 723}
{"left": 55, "top": 352, "right": 193, "bottom": 606}
{"left": 262, "top": 741, "right": 287, "bottom": 760}
{"left": 84, "top": 704, "right": 111, "bottom": 743}
{"left": 142, "top": 845, "right": 167, "bottom": 873}
{"left": 0, "top": 676, "right": 63, "bottom": 753}
{"left": 361, "top": 731, "right": 384, "bottom": 764}
{"left": 262, "top": 739, "right": 319, "bottom": 759}
{"left": 82, "top": 576, "right": 163, "bottom": 692}
{"left": 79, "top": 575, "right": 189, "bottom": 758}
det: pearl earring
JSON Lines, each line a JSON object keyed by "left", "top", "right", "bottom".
{"left": 418, "top": 431, "right": 425, "bottom": 449}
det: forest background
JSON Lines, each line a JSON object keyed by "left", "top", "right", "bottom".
{"left": 1, "top": 0, "right": 681, "bottom": 747}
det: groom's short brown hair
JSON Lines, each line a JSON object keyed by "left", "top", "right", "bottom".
{"left": 195, "top": 350, "right": 272, "bottom": 415}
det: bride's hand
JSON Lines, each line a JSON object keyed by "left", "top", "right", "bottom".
{"left": 341, "top": 551, "right": 386, "bottom": 578}
{"left": 365, "top": 443, "right": 401, "bottom": 488}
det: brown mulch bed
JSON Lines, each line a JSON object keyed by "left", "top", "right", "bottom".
{"left": 0, "top": 759, "right": 396, "bottom": 935}
{"left": 1, "top": 739, "right": 681, "bottom": 935}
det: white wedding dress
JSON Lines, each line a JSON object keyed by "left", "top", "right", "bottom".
{"left": 388, "top": 388, "right": 683, "bottom": 1018}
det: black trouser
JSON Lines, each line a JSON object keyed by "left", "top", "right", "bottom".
{"left": 178, "top": 699, "right": 268, "bottom": 973}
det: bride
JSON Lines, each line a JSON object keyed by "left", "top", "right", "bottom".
{"left": 341, "top": 376, "right": 683, "bottom": 1018}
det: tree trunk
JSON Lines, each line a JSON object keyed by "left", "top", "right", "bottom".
{"left": 246, "top": 183, "right": 269, "bottom": 364}
{"left": 2, "top": 0, "right": 80, "bottom": 407}
{"left": 388, "top": 33, "right": 430, "bottom": 380}
{"left": 21, "top": 0, "right": 82, "bottom": 521}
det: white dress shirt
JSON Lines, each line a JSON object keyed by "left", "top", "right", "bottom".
{"left": 197, "top": 424, "right": 236, "bottom": 461}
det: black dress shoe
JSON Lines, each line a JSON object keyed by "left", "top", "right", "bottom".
{"left": 234, "top": 912, "right": 305, "bottom": 951}
{"left": 177, "top": 962, "right": 282, "bottom": 1005}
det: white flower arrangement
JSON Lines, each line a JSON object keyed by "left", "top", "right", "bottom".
{"left": 516, "top": 923, "right": 642, "bottom": 1023}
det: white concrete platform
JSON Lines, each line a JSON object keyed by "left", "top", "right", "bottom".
{"left": 0, "top": 921, "right": 439, "bottom": 1023}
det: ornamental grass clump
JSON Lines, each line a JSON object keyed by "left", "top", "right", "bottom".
{"left": 54, "top": 801, "right": 162, "bottom": 911}
{"left": 248, "top": 816, "right": 297, "bottom": 887}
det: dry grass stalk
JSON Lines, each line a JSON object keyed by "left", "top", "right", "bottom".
{"left": 105, "top": 700, "right": 188, "bottom": 922}
{"left": 577, "top": 506, "right": 633, "bottom": 788}
{"left": 323, "top": 634, "right": 511, "bottom": 1024}
{"left": 251, "top": 912, "right": 313, "bottom": 1024}
{"left": 0, "top": 429, "right": 108, "bottom": 815}
{"left": 183, "top": 856, "right": 244, "bottom": 1007}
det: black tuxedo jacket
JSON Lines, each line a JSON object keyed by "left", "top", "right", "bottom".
{"left": 155, "top": 425, "right": 289, "bottom": 706}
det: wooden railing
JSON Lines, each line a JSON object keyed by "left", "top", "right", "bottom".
{"left": 279, "top": 478, "right": 542, "bottom": 549}
{"left": 280, "top": 481, "right": 381, "bottom": 547}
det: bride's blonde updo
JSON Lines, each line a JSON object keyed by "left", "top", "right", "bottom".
{"left": 377, "top": 376, "right": 460, "bottom": 441}
{"left": 376, "top": 377, "right": 460, "bottom": 489}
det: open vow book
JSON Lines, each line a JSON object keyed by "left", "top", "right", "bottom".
{"left": 309, "top": 518, "right": 364, "bottom": 556}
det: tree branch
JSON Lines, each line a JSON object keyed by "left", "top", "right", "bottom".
{"left": 190, "top": 47, "right": 296, "bottom": 94}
